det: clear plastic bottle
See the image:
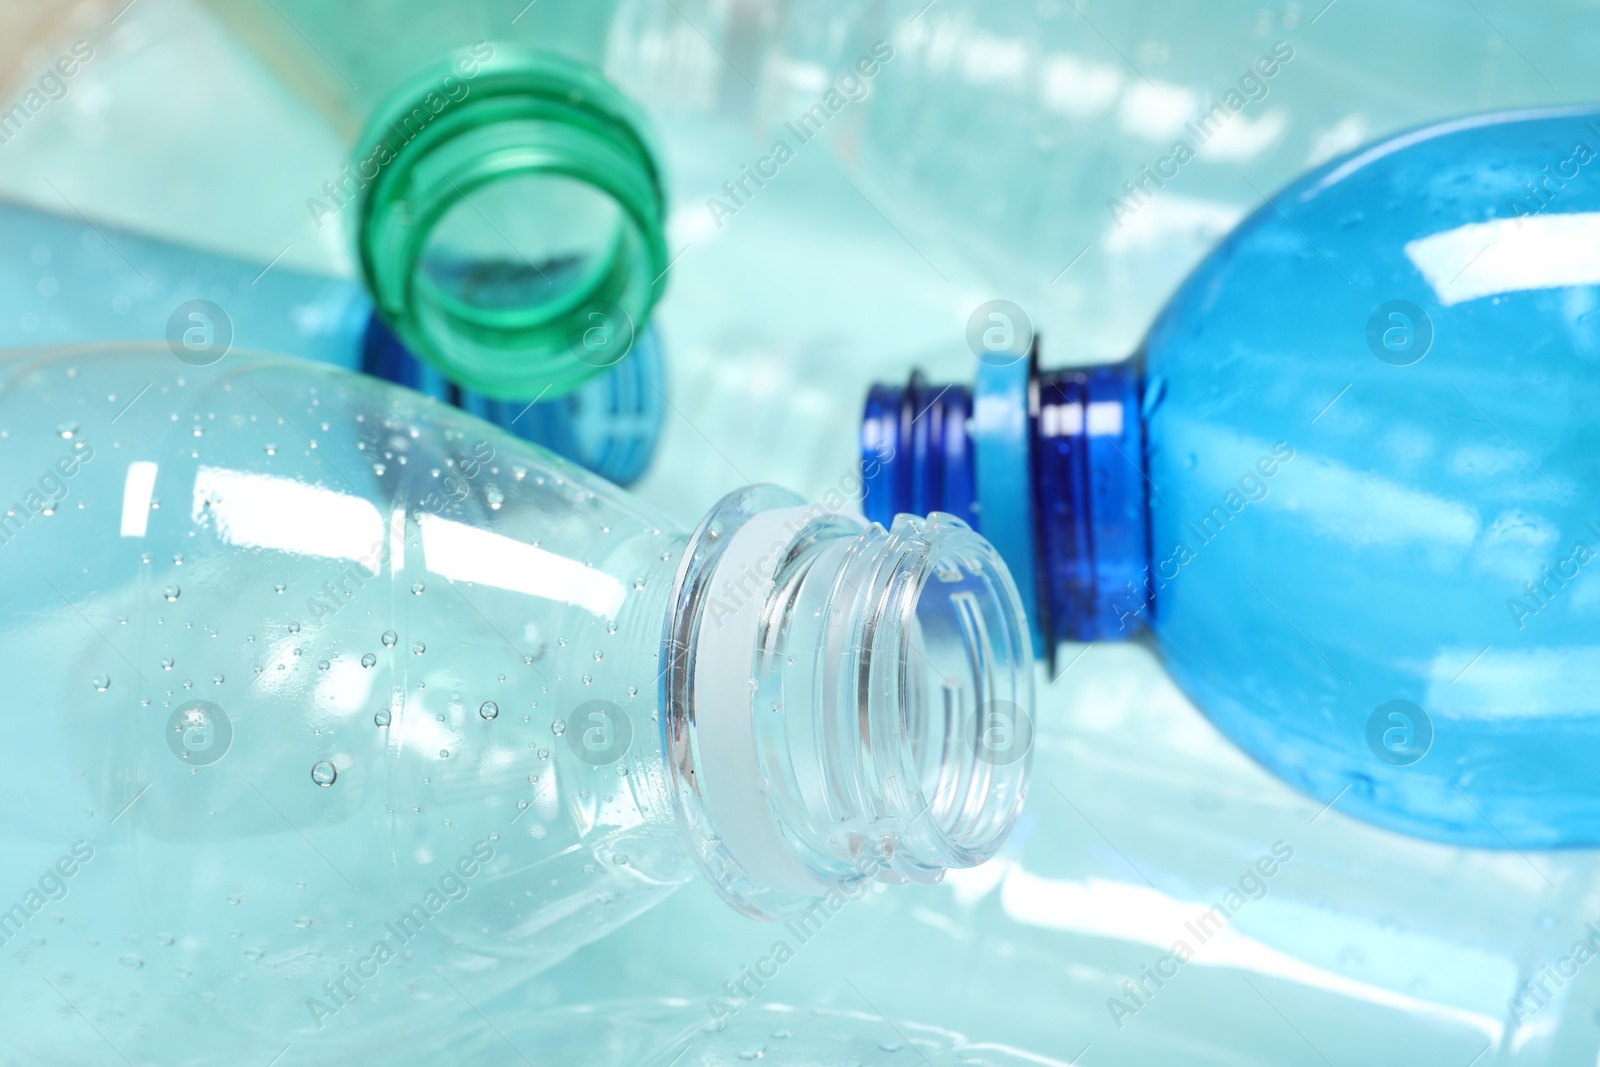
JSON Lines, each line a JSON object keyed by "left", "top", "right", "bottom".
{"left": 0, "top": 345, "right": 1031, "bottom": 1064}
{"left": 862, "top": 107, "right": 1600, "bottom": 848}
{"left": 0, "top": 196, "right": 665, "bottom": 486}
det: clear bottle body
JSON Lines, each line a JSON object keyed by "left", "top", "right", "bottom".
{"left": 0, "top": 345, "right": 692, "bottom": 1063}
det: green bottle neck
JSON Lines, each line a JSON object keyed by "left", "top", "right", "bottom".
{"left": 355, "top": 46, "right": 668, "bottom": 400}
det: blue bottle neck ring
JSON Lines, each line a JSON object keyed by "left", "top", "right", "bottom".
{"left": 862, "top": 351, "right": 1151, "bottom": 665}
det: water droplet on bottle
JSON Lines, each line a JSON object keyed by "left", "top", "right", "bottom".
{"left": 55, "top": 420, "right": 79, "bottom": 440}
{"left": 537, "top": 748, "right": 549, "bottom": 760}
{"left": 479, "top": 701, "right": 499, "bottom": 720}
{"left": 263, "top": 443, "right": 278, "bottom": 456}
{"left": 119, "top": 954, "right": 143, "bottom": 970}
{"left": 879, "top": 1040, "right": 903, "bottom": 1052}
{"left": 172, "top": 553, "right": 183, "bottom": 566}
{"left": 287, "top": 622, "right": 301, "bottom": 634}
{"left": 293, "top": 916, "right": 313, "bottom": 929}
{"left": 212, "top": 674, "right": 224, "bottom": 685}
{"left": 614, "top": 853, "right": 629, "bottom": 866}
{"left": 361, "top": 653, "right": 377, "bottom": 668}
{"left": 410, "top": 581, "right": 425, "bottom": 595}
{"left": 317, "top": 659, "right": 330, "bottom": 671}
{"left": 160, "top": 657, "right": 174, "bottom": 671}
{"left": 632, "top": 578, "right": 646, "bottom": 590}
{"left": 593, "top": 650, "right": 603, "bottom": 662}
{"left": 550, "top": 720, "right": 566, "bottom": 736}
{"left": 374, "top": 708, "right": 392, "bottom": 727}
{"left": 310, "top": 761, "right": 338, "bottom": 787}
{"left": 156, "top": 933, "right": 175, "bottom": 946}
{"left": 516, "top": 799, "right": 530, "bottom": 811}
{"left": 736, "top": 1046, "right": 764, "bottom": 1060}
{"left": 412, "top": 641, "right": 426, "bottom": 655}
{"left": 381, "top": 630, "right": 398, "bottom": 647}
{"left": 439, "top": 749, "right": 449, "bottom": 759}
{"left": 91, "top": 674, "right": 110, "bottom": 691}
{"left": 162, "top": 584, "right": 180, "bottom": 601}
{"left": 242, "top": 946, "right": 263, "bottom": 961}
{"left": 273, "top": 581, "right": 286, "bottom": 594}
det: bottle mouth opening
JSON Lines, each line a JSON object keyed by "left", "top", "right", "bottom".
{"left": 894, "top": 520, "right": 1034, "bottom": 867}
{"left": 356, "top": 47, "right": 668, "bottom": 401}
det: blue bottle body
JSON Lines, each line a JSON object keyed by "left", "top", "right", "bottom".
{"left": 0, "top": 199, "right": 663, "bottom": 486}
{"left": 1143, "top": 106, "right": 1600, "bottom": 849}
{"left": 866, "top": 108, "right": 1600, "bottom": 848}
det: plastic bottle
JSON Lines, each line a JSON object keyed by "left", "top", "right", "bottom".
{"left": 0, "top": 0, "right": 668, "bottom": 399}
{"left": 0, "top": 196, "right": 664, "bottom": 486}
{"left": 862, "top": 106, "right": 1600, "bottom": 849}
{"left": 0, "top": 344, "right": 1032, "bottom": 1065}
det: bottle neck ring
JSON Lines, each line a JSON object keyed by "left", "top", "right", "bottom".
{"left": 861, "top": 354, "right": 1151, "bottom": 661}
{"left": 355, "top": 46, "right": 668, "bottom": 401}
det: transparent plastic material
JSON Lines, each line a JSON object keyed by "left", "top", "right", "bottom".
{"left": 863, "top": 108, "right": 1600, "bottom": 849}
{"left": 559, "top": 640, "right": 1600, "bottom": 1066}
{"left": 361, "top": 998, "right": 1053, "bottom": 1067}
{"left": 0, "top": 345, "right": 1030, "bottom": 1063}
{"left": 0, "top": 197, "right": 665, "bottom": 486}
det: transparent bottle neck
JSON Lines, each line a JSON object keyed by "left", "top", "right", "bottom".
{"left": 661, "top": 486, "right": 1033, "bottom": 919}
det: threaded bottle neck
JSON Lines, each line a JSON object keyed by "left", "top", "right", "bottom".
{"left": 355, "top": 46, "right": 667, "bottom": 401}
{"left": 662, "top": 486, "right": 1033, "bottom": 919}
{"left": 860, "top": 356, "right": 1151, "bottom": 660}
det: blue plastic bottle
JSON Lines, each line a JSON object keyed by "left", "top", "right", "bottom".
{"left": 0, "top": 344, "right": 1031, "bottom": 1065}
{"left": 864, "top": 107, "right": 1600, "bottom": 850}
{"left": 0, "top": 198, "right": 663, "bottom": 486}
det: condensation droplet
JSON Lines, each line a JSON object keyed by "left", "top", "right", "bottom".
{"left": 374, "top": 708, "right": 392, "bottom": 727}
{"left": 163, "top": 584, "right": 180, "bottom": 601}
{"left": 293, "top": 916, "right": 313, "bottom": 929}
{"left": 212, "top": 674, "right": 224, "bottom": 685}
{"left": 287, "top": 622, "right": 301, "bottom": 635}
{"left": 381, "top": 630, "right": 398, "bottom": 647}
{"left": 550, "top": 720, "right": 566, "bottom": 736}
{"left": 119, "top": 954, "right": 143, "bottom": 970}
{"left": 412, "top": 641, "right": 426, "bottom": 655}
{"left": 479, "top": 701, "right": 499, "bottom": 721}
{"left": 310, "top": 761, "right": 338, "bottom": 787}
{"left": 160, "top": 657, "right": 174, "bottom": 671}
{"left": 439, "top": 749, "right": 450, "bottom": 759}
{"left": 361, "top": 653, "right": 377, "bottom": 668}
{"left": 410, "top": 581, "right": 426, "bottom": 595}
{"left": 91, "top": 674, "right": 110, "bottom": 691}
